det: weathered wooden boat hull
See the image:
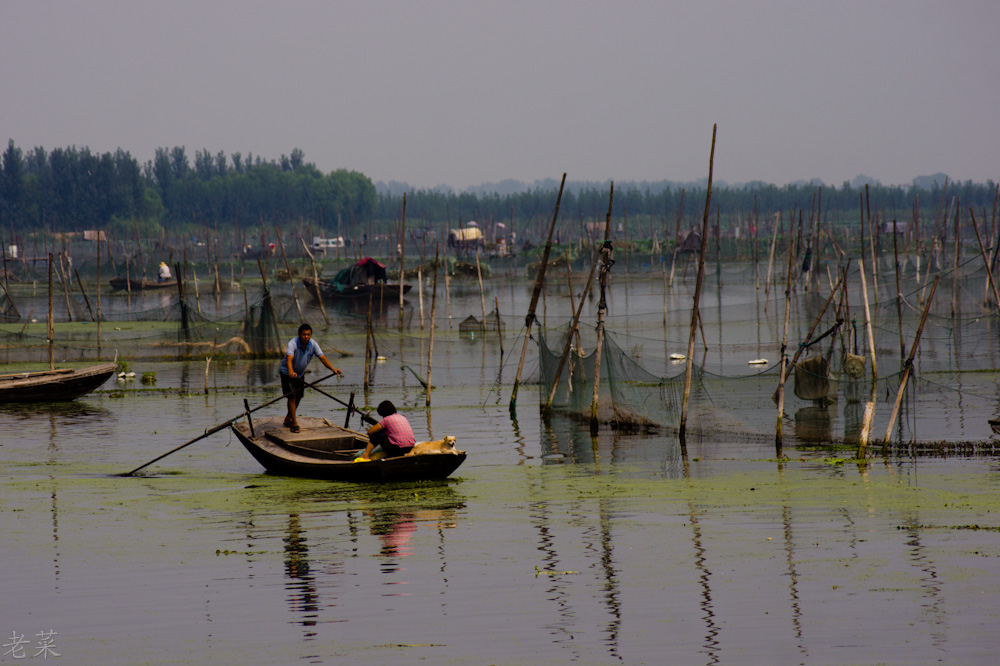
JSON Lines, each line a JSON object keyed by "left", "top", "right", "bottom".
{"left": 231, "top": 417, "right": 466, "bottom": 482}
{"left": 0, "top": 363, "right": 117, "bottom": 403}
{"left": 301, "top": 277, "right": 411, "bottom": 301}
{"left": 109, "top": 277, "right": 178, "bottom": 291}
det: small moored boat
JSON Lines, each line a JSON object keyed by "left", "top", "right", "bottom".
{"left": 231, "top": 416, "right": 466, "bottom": 482}
{"left": 302, "top": 257, "right": 411, "bottom": 301}
{"left": 0, "top": 363, "right": 117, "bottom": 403}
{"left": 109, "top": 277, "right": 178, "bottom": 291}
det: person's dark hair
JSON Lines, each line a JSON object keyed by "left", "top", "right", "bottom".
{"left": 377, "top": 400, "right": 396, "bottom": 417}
{"left": 298, "top": 323, "right": 312, "bottom": 335}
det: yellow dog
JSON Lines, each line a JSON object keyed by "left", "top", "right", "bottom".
{"left": 404, "top": 435, "right": 463, "bottom": 456}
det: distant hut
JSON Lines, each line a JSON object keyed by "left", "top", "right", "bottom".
{"left": 448, "top": 228, "right": 485, "bottom": 255}
{"left": 676, "top": 230, "right": 702, "bottom": 254}
{"left": 459, "top": 315, "right": 484, "bottom": 333}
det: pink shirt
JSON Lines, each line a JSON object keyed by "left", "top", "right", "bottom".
{"left": 381, "top": 413, "right": 415, "bottom": 449}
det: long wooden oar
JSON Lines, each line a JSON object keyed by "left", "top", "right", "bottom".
{"left": 121, "top": 371, "right": 340, "bottom": 476}
{"left": 306, "top": 383, "right": 377, "bottom": 425}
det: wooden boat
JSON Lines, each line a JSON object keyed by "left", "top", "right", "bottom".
{"left": 109, "top": 277, "right": 178, "bottom": 291}
{"left": 302, "top": 257, "right": 411, "bottom": 301}
{"left": 0, "top": 363, "right": 117, "bottom": 403}
{"left": 989, "top": 418, "right": 1000, "bottom": 435}
{"left": 302, "top": 276, "right": 411, "bottom": 301}
{"left": 231, "top": 416, "right": 467, "bottom": 481}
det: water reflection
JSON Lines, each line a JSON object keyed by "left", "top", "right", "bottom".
{"left": 283, "top": 513, "right": 319, "bottom": 633}
{"left": 793, "top": 404, "right": 832, "bottom": 443}
{"left": 271, "top": 485, "right": 465, "bottom": 630}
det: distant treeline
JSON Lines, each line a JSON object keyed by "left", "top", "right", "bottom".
{"left": 1, "top": 140, "right": 997, "bottom": 241}
{"left": 0, "top": 141, "right": 375, "bottom": 236}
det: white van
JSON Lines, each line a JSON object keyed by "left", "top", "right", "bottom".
{"left": 312, "top": 236, "right": 345, "bottom": 250}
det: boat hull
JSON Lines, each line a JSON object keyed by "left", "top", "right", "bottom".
{"left": 231, "top": 417, "right": 466, "bottom": 482}
{"left": 301, "top": 277, "right": 411, "bottom": 301}
{"left": 0, "top": 363, "right": 117, "bottom": 403}
{"left": 109, "top": 277, "right": 178, "bottom": 291}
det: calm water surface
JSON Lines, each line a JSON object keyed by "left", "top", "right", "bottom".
{"left": 3, "top": 269, "right": 1000, "bottom": 665}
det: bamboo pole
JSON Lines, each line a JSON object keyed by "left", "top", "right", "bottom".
{"left": 510, "top": 173, "right": 567, "bottom": 414}
{"left": 74, "top": 269, "right": 95, "bottom": 321}
{"left": 97, "top": 238, "right": 102, "bottom": 354}
{"left": 771, "top": 267, "right": 847, "bottom": 401}
{"left": 495, "top": 296, "right": 504, "bottom": 359}
{"left": 176, "top": 262, "right": 190, "bottom": 341}
{"left": 58, "top": 252, "right": 73, "bottom": 321}
{"left": 679, "top": 124, "right": 717, "bottom": 441}
{"left": 969, "top": 209, "right": 1000, "bottom": 308}
{"left": 773, "top": 231, "right": 796, "bottom": 451}
{"left": 866, "top": 185, "right": 878, "bottom": 302}
{"left": 192, "top": 265, "right": 202, "bottom": 315}
{"left": 475, "top": 249, "right": 487, "bottom": 325}
{"left": 856, "top": 258, "right": 879, "bottom": 456}
{"left": 589, "top": 185, "right": 614, "bottom": 431}
{"left": 47, "top": 254, "right": 54, "bottom": 371}
{"left": 951, "top": 204, "right": 961, "bottom": 318}
{"left": 545, "top": 222, "right": 605, "bottom": 411}
{"left": 426, "top": 246, "right": 440, "bottom": 406}
{"left": 364, "top": 294, "right": 372, "bottom": 391}
{"left": 300, "top": 238, "right": 329, "bottom": 326}
{"left": 881, "top": 276, "right": 940, "bottom": 447}
{"left": 764, "top": 211, "right": 780, "bottom": 310}
{"left": 274, "top": 226, "right": 303, "bottom": 322}
{"left": 399, "top": 193, "right": 406, "bottom": 329}
{"left": 417, "top": 265, "right": 424, "bottom": 330}
{"left": 892, "top": 222, "right": 905, "bottom": 360}
{"left": 668, "top": 189, "right": 684, "bottom": 288}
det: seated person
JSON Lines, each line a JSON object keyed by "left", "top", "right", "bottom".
{"left": 359, "top": 400, "right": 415, "bottom": 460}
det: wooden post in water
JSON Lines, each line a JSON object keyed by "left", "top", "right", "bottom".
{"left": 773, "top": 232, "right": 796, "bottom": 452}
{"left": 495, "top": 296, "right": 504, "bottom": 360}
{"left": 510, "top": 173, "right": 567, "bottom": 415}
{"left": 426, "top": 247, "right": 439, "bottom": 407}
{"left": 58, "top": 252, "right": 73, "bottom": 322}
{"left": 881, "top": 276, "right": 939, "bottom": 450}
{"left": 399, "top": 193, "right": 407, "bottom": 330}
{"left": 47, "top": 254, "right": 54, "bottom": 370}
{"left": 679, "top": 126, "right": 717, "bottom": 443}
{"left": 951, "top": 204, "right": 961, "bottom": 318}
{"left": 176, "top": 262, "right": 190, "bottom": 341}
{"left": 364, "top": 293, "right": 373, "bottom": 391}
{"left": 475, "top": 249, "right": 487, "bottom": 325}
{"left": 865, "top": 185, "right": 879, "bottom": 303}
{"left": 969, "top": 209, "right": 1000, "bottom": 308}
{"left": 856, "top": 258, "right": 879, "bottom": 457}
{"left": 589, "top": 186, "right": 614, "bottom": 431}
{"left": 74, "top": 269, "right": 95, "bottom": 321}
{"left": 546, "top": 221, "right": 605, "bottom": 412}
{"left": 764, "top": 211, "right": 780, "bottom": 310}
{"left": 668, "top": 189, "right": 684, "bottom": 289}
{"left": 97, "top": 238, "right": 102, "bottom": 355}
{"left": 893, "top": 221, "right": 906, "bottom": 361}
{"left": 300, "top": 238, "right": 329, "bottom": 326}
{"left": 192, "top": 265, "right": 202, "bottom": 315}
{"left": 275, "top": 226, "right": 303, "bottom": 322}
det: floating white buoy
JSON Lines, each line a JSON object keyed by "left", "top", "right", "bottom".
{"left": 747, "top": 358, "right": 768, "bottom": 365}
{"left": 376, "top": 356, "right": 386, "bottom": 362}
{"left": 669, "top": 353, "right": 686, "bottom": 361}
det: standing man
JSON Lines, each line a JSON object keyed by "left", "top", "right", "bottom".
{"left": 280, "top": 323, "right": 340, "bottom": 432}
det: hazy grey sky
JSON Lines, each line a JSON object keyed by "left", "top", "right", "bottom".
{"left": 3, "top": 1, "right": 997, "bottom": 190}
